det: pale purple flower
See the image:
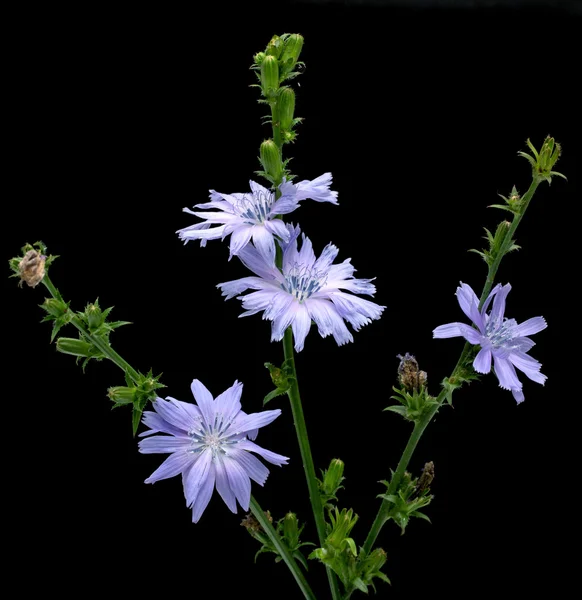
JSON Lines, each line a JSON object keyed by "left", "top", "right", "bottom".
{"left": 176, "top": 174, "right": 337, "bottom": 262}
{"left": 138, "top": 379, "right": 289, "bottom": 523}
{"left": 217, "top": 224, "right": 385, "bottom": 352}
{"left": 433, "top": 282, "right": 547, "bottom": 403}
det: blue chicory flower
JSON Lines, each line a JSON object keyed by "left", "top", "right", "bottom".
{"left": 433, "top": 282, "right": 547, "bottom": 403}
{"left": 139, "top": 379, "right": 289, "bottom": 522}
{"left": 217, "top": 224, "right": 385, "bottom": 351}
{"left": 176, "top": 174, "right": 337, "bottom": 262}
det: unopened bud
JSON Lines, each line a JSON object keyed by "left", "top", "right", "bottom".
{"left": 107, "top": 385, "right": 137, "bottom": 405}
{"left": 266, "top": 35, "right": 283, "bottom": 58}
{"left": 253, "top": 51, "right": 266, "bottom": 66}
{"left": 279, "top": 87, "right": 296, "bottom": 131}
{"left": 56, "top": 337, "right": 95, "bottom": 358}
{"left": 280, "top": 34, "right": 304, "bottom": 72}
{"left": 322, "top": 458, "right": 345, "bottom": 496}
{"left": 42, "top": 297, "right": 69, "bottom": 318}
{"left": 18, "top": 250, "right": 46, "bottom": 287}
{"left": 85, "top": 302, "right": 104, "bottom": 331}
{"left": 283, "top": 512, "right": 300, "bottom": 548}
{"left": 260, "top": 139, "right": 283, "bottom": 181}
{"left": 261, "top": 55, "right": 279, "bottom": 95}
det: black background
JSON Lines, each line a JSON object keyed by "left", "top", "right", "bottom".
{"left": 5, "top": 1, "right": 578, "bottom": 598}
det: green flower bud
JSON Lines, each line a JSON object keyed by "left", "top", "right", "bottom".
{"left": 261, "top": 55, "right": 279, "bottom": 96}
{"left": 260, "top": 139, "right": 283, "bottom": 181}
{"left": 280, "top": 34, "right": 304, "bottom": 72}
{"left": 283, "top": 512, "right": 300, "bottom": 549}
{"left": 279, "top": 87, "right": 295, "bottom": 132}
{"left": 518, "top": 136, "right": 566, "bottom": 184}
{"left": 253, "top": 51, "right": 266, "bottom": 66}
{"left": 42, "top": 297, "right": 69, "bottom": 318}
{"left": 107, "top": 385, "right": 137, "bottom": 405}
{"left": 266, "top": 35, "right": 283, "bottom": 58}
{"left": 328, "top": 508, "right": 358, "bottom": 548}
{"left": 322, "top": 458, "right": 345, "bottom": 496}
{"left": 56, "top": 337, "right": 95, "bottom": 358}
{"left": 85, "top": 302, "right": 104, "bottom": 331}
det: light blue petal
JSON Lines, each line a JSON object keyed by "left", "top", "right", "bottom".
{"left": 217, "top": 276, "right": 271, "bottom": 301}
{"left": 264, "top": 218, "right": 290, "bottom": 240}
{"left": 235, "top": 408, "right": 282, "bottom": 434}
{"left": 237, "top": 244, "right": 281, "bottom": 281}
{"left": 144, "top": 451, "right": 193, "bottom": 484}
{"left": 270, "top": 300, "right": 300, "bottom": 341}
{"left": 295, "top": 173, "right": 339, "bottom": 204}
{"left": 190, "top": 379, "right": 215, "bottom": 428}
{"left": 456, "top": 283, "right": 484, "bottom": 332}
{"left": 229, "top": 449, "right": 269, "bottom": 486}
{"left": 306, "top": 298, "right": 334, "bottom": 337}
{"left": 512, "top": 388, "right": 525, "bottom": 404}
{"left": 433, "top": 322, "right": 481, "bottom": 344}
{"left": 493, "top": 356, "right": 522, "bottom": 391}
{"left": 183, "top": 448, "right": 213, "bottom": 507}
{"left": 489, "top": 283, "right": 512, "bottom": 328}
{"left": 191, "top": 463, "right": 216, "bottom": 523}
{"left": 176, "top": 223, "right": 228, "bottom": 241}
{"left": 228, "top": 225, "right": 254, "bottom": 259}
{"left": 291, "top": 304, "right": 312, "bottom": 352}
{"left": 508, "top": 351, "right": 547, "bottom": 385}
{"left": 514, "top": 316, "right": 547, "bottom": 337}
{"left": 224, "top": 456, "right": 251, "bottom": 511}
{"left": 214, "top": 454, "right": 237, "bottom": 513}
{"left": 252, "top": 225, "right": 276, "bottom": 264}
{"left": 473, "top": 347, "right": 492, "bottom": 374}
{"left": 213, "top": 380, "right": 243, "bottom": 426}
{"left": 152, "top": 398, "right": 194, "bottom": 432}
{"left": 237, "top": 439, "right": 290, "bottom": 466}
{"left": 313, "top": 243, "right": 339, "bottom": 272}
{"left": 271, "top": 195, "right": 300, "bottom": 215}
{"left": 297, "top": 234, "right": 316, "bottom": 268}
{"left": 139, "top": 410, "right": 188, "bottom": 438}
{"left": 139, "top": 436, "right": 193, "bottom": 454}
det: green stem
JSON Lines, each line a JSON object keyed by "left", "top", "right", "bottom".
{"left": 480, "top": 177, "right": 540, "bottom": 306}
{"left": 283, "top": 329, "right": 341, "bottom": 600}
{"left": 362, "top": 175, "right": 542, "bottom": 557}
{"left": 41, "top": 272, "right": 141, "bottom": 383}
{"left": 250, "top": 496, "right": 317, "bottom": 600}
{"left": 267, "top": 86, "right": 341, "bottom": 600}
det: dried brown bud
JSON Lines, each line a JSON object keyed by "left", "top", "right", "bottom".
{"left": 18, "top": 250, "right": 46, "bottom": 287}
{"left": 415, "top": 461, "right": 435, "bottom": 495}
{"left": 240, "top": 513, "right": 261, "bottom": 533}
{"left": 240, "top": 510, "right": 272, "bottom": 533}
{"left": 397, "top": 353, "right": 427, "bottom": 391}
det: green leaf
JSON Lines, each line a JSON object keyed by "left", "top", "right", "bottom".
{"left": 263, "top": 387, "right": 288, "bottom": 406}
{"left": 383, "top": 405, "right": 408, "bottom": 416}
{"left": 352, "top": 578, "right": 368, "bottom": 594}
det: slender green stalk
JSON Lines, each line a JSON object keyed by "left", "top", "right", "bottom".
{"left": 41, "top": 272, "right": 141, "bottom": 383}
{"left": 267, "top": 87, "right": 341, "bottom": 600}
{"left": 362, "top": 175, "right": 542, "bottom": 557}
{"left": 250, "top": 496, "right": 317, "bottom": 600}
{"left": 283, "top": 330, "right": 341, "bottom": 600}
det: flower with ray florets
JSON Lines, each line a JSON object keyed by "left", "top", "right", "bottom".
{"left": 138, "top": 379, "right": 289, "bottom": 522}
{"left": 433, "top": 282, "right": 547, "bottom": 403}
{"left": 217, "top": 224, "right": 385, "bottom": 352}
{"left": 177, "top": 174, "right": 338, "bottom": 262}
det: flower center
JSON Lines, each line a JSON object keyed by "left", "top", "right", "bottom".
{"left": 485, "top": 317, "right": 517, "bottom": 348}
{"left": 188, "top": 413, "right": 240, "bottom": 458}
{"left": 282, "top": 264, "right": 326, "bottom": 303}
{"left": 235, "top": 191, "right": 273, "bottom": 224}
